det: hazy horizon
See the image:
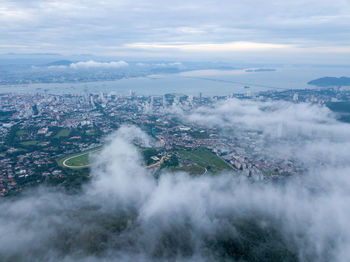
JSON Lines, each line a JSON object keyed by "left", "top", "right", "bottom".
{"left": 1, "top": 0, "right": 350, "bottom": 64}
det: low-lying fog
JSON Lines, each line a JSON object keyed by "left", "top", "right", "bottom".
{"left": 1, "top": 99, "right": 350, "bottom": 262}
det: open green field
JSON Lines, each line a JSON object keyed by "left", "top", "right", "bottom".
{"left": 16, "top": 130, "right": 28, "bottom": 136}
{"left": 86, "top": 130, "right": 96, "bottom": 136}
{"left": 169, "top": 165, "right": 206, "bottom": 175}
{"left": 65, "top": 154, "right": 90, "bottom": 167}
{"left": 54, "top": 129, "right": 71, "bottom": 139}
{"left": 177, "top": 149, "right": 231, "bottom": 173}
{"left": 20, "top": 140, "right": 38, "bottom": 146}
{"left": 58, "top": 147, "right": 231, "bottom": 173}
{"left": 58, "top": 146, "right": 150, "bottom": 170}
{"left": 57, "top": 146, "right": 102, "bottom": 169}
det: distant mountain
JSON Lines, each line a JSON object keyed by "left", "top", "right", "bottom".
{"left": 307, "top": 77, "right": 350, "bottom": 87}
{"left": 46, "top": 60, "right": 73, "bottom": 66}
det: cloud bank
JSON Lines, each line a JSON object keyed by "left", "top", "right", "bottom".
{"left": 69, "top": 60, "right": 129, "bottom": 69}
{"left": 47, "top": 60, "right": 129, "bottom": 70}
{"left": 1, "top": 101, "right": 350, "bottom": 261}
{"left": 184, "top": 99, "right": 350, "bottom": 167}
{"left": 1, "top": 0, "right": 350, "bottom": 62}
{"left": 125, "top": 42, "right": 292, "bottom": 52}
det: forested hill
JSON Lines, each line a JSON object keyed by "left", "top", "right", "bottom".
{"left": 308, "top": 77, "right": 350, "bottom": 87}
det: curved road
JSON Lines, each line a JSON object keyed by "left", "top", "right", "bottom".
{"left": 63, "top": 150, "right": 167, "bottom": 169}
{"left": 63, "top": 152, "right": 208, "bottom": 175}
{"left": 62, "top": 149, "right": 101, "bottom": 169}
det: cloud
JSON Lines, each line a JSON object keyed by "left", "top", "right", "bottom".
{"left": 46, "top": 60, "right": 129, "bottom": 69}
{"left": 187, "top": 99, "right": 340, "bottom": 136}
{"left": 1, "top": 0, "right": 350, "bottom": 62}
{"left": 69, "top": 60, "right": 129, "bottom": 69}
{"left": 125, "top": 41, "right": 293, "bottom": 52}
{"left": 1, "top": 100, "right": 350, "bottom": 261}
{"left": 183, "top": 99, "right": 350, "bottom": 166}
{"left": 124, "top": 42, "right": 350, "bottom": 56}
{"left": 48, "top": 65, "right": 68, "bottom": 69}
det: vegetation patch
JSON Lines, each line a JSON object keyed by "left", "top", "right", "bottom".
{"left": 57, "top": 146, "right": 102, "bottom": 169}
{"left": 0, "top": 110, "right": 14, "bottom": 121}
{"left": 177, "top": 149, "right": 231, "bottom": 173}
{"left": 54, "top": 129, "right": 71, "bottom": 138}
{"left": 169, "top": 165, "right": 206, "bottom": 175}
{"left": 65, "top": 154, "right": 90, "bottom": 168}
{"left": 16, "top": 130, "right": 28, "bottom": 136}
{"left": 20, "top": 140, "right": 38, "bottom": 146}
{"left": 86, "top": 130, "right": 96, "bottom": 136}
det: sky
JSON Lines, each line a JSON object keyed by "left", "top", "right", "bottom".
{"left": 1, "top": 0, "right": 350, "bottom": 63}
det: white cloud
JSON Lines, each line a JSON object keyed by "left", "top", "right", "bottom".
{"left": 0, "top": 6, "right": 33, "bottom": 22}
{"left": 125, "top": 41, "right": 292, "bottom": 52}
{"left": 1, "top": 99, "right": 350, "bottom": 261}
{"left": 1, "top": 0, "right": 350, "bottom": 62}
{"left": 69, "top": 60, "right": 129, "bottom": 69}
{"left": 47, "top": 65, "right": 67, "bottom": 69}
{"left": 183, "top": 99, "right": 350, "bottom": 165}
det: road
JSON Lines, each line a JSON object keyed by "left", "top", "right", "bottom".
{"left": 63, "top": 150, "right": 167, "bottom": 169}
{"left": 146, "top": 156, "right": 167, "bottom": 168}
{"left": 62, "top": 148, "right": 101, "bottom": 169}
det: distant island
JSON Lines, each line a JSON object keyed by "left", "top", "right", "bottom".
{"left": 308, "top": 77, "right": 350, "bottom": 87}
{"left": 245, "top": 68, "right": 276, "bottom": 72}
{"left": 46, "top": 60, "right": 73, "bottom": 67}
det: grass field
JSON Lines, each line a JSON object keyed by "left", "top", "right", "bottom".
{"left": 58, "top": 146, "right": 231, "bottom": 173}
{"left": 16, "top": 130, "right": 28, "bottom": 136}
{"left": 57, "top": 146, "right": 102, "bottom": 169}
{"left": 177, "top": 149, "right": 231, "bottom": 173}
{"left": 54, "top": 129, "right": 71, "bottom": 139}
{"left": 86, "top": 130, "right": 96, "bottom": 136}
{"left": 169, "top": 165, "right": 206, "bottom": 175}
{"left": 20, "top": 140, "right": 38, "bottom": 146}
{"left": 65, "top": 154, "right": 90, "bottom": 167}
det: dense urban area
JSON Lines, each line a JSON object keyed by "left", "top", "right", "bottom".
{"left": 1, "top": 86, "right": 350, "bottom": 196}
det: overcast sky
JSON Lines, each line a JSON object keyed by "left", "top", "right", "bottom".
{"left": 1, "top": 0, "right": 350, "bottom": 63}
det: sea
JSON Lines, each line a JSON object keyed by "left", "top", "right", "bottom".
{"left": 0, "top": 65, "right": 349, "bottom": 96}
